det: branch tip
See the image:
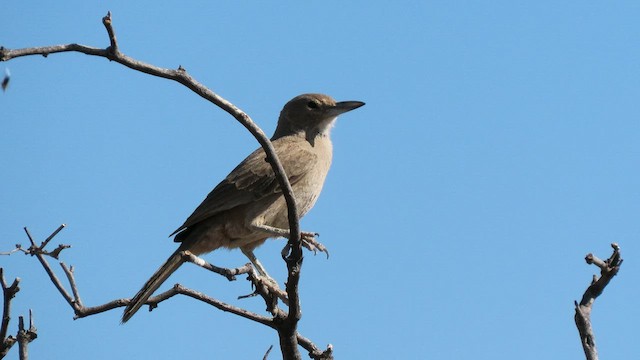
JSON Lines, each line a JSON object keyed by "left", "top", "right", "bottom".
{"left": 102, "top": 11, "right": 118, "bottom": 51}
{"left": 584, "top": 253, "right": 594, "bottom": 264}
{"left": 102, "top": 11, "right": 112, "bottom": 25}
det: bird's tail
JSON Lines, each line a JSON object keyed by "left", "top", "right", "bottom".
{"left": 121, "top": 247, "right": 186, "bottom": 323}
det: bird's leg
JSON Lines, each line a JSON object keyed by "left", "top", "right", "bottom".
{"left": 240, "top": 248, "right": 290, "bottom": 304}
{"left": 241, "top": 249, "right": 279, "bottom": 289}
{"left": 251, "top": 223, "right": 329, "bottom": 258}
{"left": 241, "top": 248, "right": 277, "bottom": 284}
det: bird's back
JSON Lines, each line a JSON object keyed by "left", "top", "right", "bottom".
{"left": 171, "top": 133, "right": 332, "bottom": 252}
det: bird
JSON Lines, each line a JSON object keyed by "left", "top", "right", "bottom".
{"left": 121, "top": 93, "right": 365, "bottom": 323}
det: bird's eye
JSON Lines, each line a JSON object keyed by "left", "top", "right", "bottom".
{"left": 307, "top": 101, "right": 319, "bottom": 110}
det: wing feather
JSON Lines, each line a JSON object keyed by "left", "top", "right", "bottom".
{"left": 170, "top": 138, "right": 317, "bottom": 237}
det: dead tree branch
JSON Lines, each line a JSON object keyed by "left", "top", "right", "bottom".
{"left": 574, "top": 243, "right": 623, "bottom": 360}
{"left": 0, "top": 11, "right": 303, "bottom": 251}
{"left": 16, "top": 312, "right": 37, "bottom": 360}
{"left": 16, "top": 226, "right": 253, "bottom": 319}
{"left": 0, "top": 269, "right": 20, "bottom": 358}
{"left": 1, "top": 11, "right": 322, "bottom": 359}
{"left": 1, "top": 269, "right": 37, "bottom": 360}
{"left": 9, "top": 225, "right": 332, "bottom": 359}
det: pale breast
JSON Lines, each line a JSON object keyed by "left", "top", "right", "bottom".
{"left": 292, "top": 136, "right": 333, "bottom": 218}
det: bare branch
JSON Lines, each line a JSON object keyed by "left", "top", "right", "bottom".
{"left": 15, "top": 226, "right": 329, "bottom": 358}
{"left": 16, "top": 311, "right": 37, "bottom": 360}
{"left": 262, "top": 344, "right": 274, "bottom": 360}
{"left": 0, "top": 12, "right": 335, "bottom": 357}
{"left": 38, "top": 224, "right": 66, "bottom": 252}
{"left": 22, "top": 227, "right": 75, "bottom": 309}
{"left": 155, "top": 284, "right": 274, "bottom": 327}
{"left": 0, "top": 13, "right": 301, "bottom": 252}
{"left": 181, "top": 251, "right": 252, "bottom": 281}
{"left": 575, "top": 243, "right": 623, "bottom": 360}
{"left": 239, "top": 268, "right": 289, "bottom": 308}
{"left": 297, "top": 335, "right": 334, "bottom": 360}
{"left": 102, "top": 12, "right": 118, "bottom": 50}
{"left": 1, "top": 269, "right": 21, "bottom": 358}
{"left": 0, "top": 245, "right": 23, "bottom": 256}
{"left": 18, "top": 226, "right": 257, "bottom": 320}
{"left": 278, "top": 238, "right": 305, "bottom": 359}
{"left": 60, "top": 263, "right": 83, "bottom": 308}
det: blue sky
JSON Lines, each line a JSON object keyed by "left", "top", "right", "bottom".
{"left": 2, "top": 1, "right": 639, "bottom": 359}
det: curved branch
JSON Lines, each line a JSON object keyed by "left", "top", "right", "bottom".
{"left": 2, "top": 12, "right": 313, "bottom": 358}
{"left": 0, "top": 11, "right": 302, "bottom": 249}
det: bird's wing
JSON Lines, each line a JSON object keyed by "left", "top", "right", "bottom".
{"left": 170, "top": 139, "right": 317, "bottom": 237}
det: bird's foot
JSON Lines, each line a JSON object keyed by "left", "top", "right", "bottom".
{"left": 280, "top": 232, "right": 329, "bottom": 258}
{"left": 301, "top": 231, "right": 329, "bottom": 258}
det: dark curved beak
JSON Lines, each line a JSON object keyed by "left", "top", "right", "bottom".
{"left": 329, "top": 101, "right": 365, "bottom": 116}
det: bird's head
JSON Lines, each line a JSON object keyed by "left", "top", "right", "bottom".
{"left": 273, "top": 93, "right": 365, "bottom": 141}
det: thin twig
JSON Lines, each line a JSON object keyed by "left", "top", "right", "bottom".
{"left": 0, "top": 246, "right": 23, "bottom": 256}
{"left": 60, "top": 263, "right": 83, "bottom": 308}
{"left": 181, "top": 251, "right": 252, "bottom": 281}
{"left": 151, "top": 284, "right": 275, "bottom": 327}
{"left": 263, "top": 344, "right": 274, "bottom": 360}
{"left": 39, "top": 224, "right": 66, "bottom": 252}
{"left": 102, "top": 12, "right": 118, "bottom": 50}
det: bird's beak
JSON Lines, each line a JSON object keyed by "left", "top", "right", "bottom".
{"left": 328, "top": 101, "right": 365, "bottom": 116}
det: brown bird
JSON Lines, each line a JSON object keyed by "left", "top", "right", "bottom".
{"left": 121, "top": 93, "right": 364, "bottom": 322}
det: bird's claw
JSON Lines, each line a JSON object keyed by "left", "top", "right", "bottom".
{"left": 280, "top": 232, "right": 329, "bottom": 259}
{"left": 301, "top": 231, "right": 329, "bottom": 258}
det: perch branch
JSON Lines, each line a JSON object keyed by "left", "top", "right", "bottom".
{"left": 156, "top": 284, "right": 274, "bottom": 327}
{"left": 0, "top": 12, "right": 302, "bottom": 251}
{"left": 574, "top": 243, "right": 623, "bottom": 360}
{"left": 181, "top": 251, "right": 252, "bottom": 281}
{"left": 15, "top": 225, "right": 328, "bottom": 358}
{"left": 0, "top": 12, "right": 328, "bottom": 358}
{"left": 18, "top": 226, "right": 254, "bottom": 320}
